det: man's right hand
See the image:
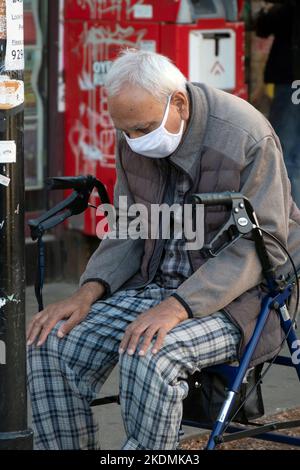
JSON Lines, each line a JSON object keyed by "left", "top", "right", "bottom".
{"left": 26, "top": 281, "right": 105, "bottom": 347}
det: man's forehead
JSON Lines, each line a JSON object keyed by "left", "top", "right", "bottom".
{"left": 108, "top": 86, "right": 160, "bottom": 106}
{"left": 107, "top": 88, "right": 164, "bottom": 128}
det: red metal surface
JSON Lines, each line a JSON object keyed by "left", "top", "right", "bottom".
{"left": 64, "top": 0, "right": 181, "bottom": 22}
{"left": 237, "top": 0, "right": 245, "bottom": 18}
{"left": 161, "top": 18, "right": 247, "bottom": 100}
{"left": 64, "top": 19, "right": 160, "bottom": 235}
{"left": 24, "top": 10, "right": 37, "bottom": 45}
{"left": 64, "top": 2, "right": 247, "bottom": 236}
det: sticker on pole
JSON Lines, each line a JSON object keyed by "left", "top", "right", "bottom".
{"left": 5, "top": 0, "right": 24, "bottom": 71}
{"left": 0, "top": 75, "right": 24, "bottom": 108}
{"left": 0, "top": 173, "right": 10, "bottom": 187}
{"left": 0, "top": 140, "right": 16, "bottom": 163}
{"left": 0, "top": 0, "right": 6, "bottom": 40}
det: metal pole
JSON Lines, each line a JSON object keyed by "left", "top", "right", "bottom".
{"left": 0, "top": 0, "right": 33, "bottom": 449}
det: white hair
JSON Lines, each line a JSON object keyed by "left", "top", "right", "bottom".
{"left": 105, "top": 49, "right": 187, "bottom": 101}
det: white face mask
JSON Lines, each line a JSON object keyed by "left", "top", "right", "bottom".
{"left": 123, "top": 95, "right": 184, "bottom": 158}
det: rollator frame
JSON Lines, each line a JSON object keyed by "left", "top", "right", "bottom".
{"left": 182, "top": 191, "right": 300, "bottom": 450}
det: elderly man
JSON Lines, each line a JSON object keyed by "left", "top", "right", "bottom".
{"left": 27, "top": 50, "right": 300, "bottom": 450}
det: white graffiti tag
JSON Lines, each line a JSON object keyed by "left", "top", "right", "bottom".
{"left": 76, "top": 0, "right": 145, "bottom": 20}
{"left": 68, "top": 23, "right": 147, "bottom": 170}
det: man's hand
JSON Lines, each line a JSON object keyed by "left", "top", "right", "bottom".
{"left": 26, "top": 282, "right": 105, "bottom": 347}
{"left": 119, "top": 296, "right": 189, "bottom": 357}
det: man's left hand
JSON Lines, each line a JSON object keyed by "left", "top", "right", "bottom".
{"left": 119, "top": 296, "right": 189, "bottom": 357}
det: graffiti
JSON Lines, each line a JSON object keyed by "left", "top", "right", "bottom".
{"left": 77, "top": 0, "right": 121, "bottom": 20}
{"left": 68, "top": 89, "right": 116, "bottom": 171}
{"left": 76, "top": 0, "right": 145, "bottom": 20}
{"left": 80, "top": 23, "right": 147, "bottom": 50}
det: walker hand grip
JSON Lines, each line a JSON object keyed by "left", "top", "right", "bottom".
{"left": 45, "top": 176, "right": 92, "bottom": 191}
{"left": 190, "top": 192, "right": 234, "bottom": 207}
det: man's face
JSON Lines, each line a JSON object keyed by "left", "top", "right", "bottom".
{"left": 107, "top": 85, "right": 189, "bottom": 139}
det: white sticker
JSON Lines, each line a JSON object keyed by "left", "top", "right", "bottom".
{"left": 139, "top": 40, "right": 157, "bottom": 52}
{"left": 133, "top": 4, "right": 153, "bottom": 19}
{"left": 0, "top": 174, "right": 10, "bottom": 187}
{"left": 0, "top": 77, "right": 24, "bottom": 109}
{"left": 0, "top": 140, "right": 16, "bottom": 163}
{"left": 5, "top": 0, "right": 24, "bottom": 71}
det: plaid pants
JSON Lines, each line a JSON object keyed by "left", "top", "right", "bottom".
{"left": 27, "top": 283, "right": 241, "bottom": 450}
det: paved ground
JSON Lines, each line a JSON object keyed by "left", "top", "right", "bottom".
{"left": 26, "top": 282, "right": 300, "bottom": 450}
{"left": 181, "top": 408, "right": 300, "bottom": 450}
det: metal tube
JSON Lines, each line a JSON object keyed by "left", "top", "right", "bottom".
{"left": 0, "top": 0, "right": 33, "bottom": 449}
{"left": 206, "top": 296, "right": 274, "bottom": 450}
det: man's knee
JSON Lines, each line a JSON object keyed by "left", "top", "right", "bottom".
{"left": 119, "top": 341, "right": 180, "bottom": 387}
{"left": 27, "top": 320, "right": 65, "bottom": 370}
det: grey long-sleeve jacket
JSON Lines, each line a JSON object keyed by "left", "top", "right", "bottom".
{"left": 80, "top": 82, "right": 300, "bottom": 364}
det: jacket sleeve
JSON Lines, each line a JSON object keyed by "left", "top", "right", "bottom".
{"left": 79, "top": 140, "right": 144, "bottom": 297}
{"left": 172, "top": 135, "right": 291, "bottom": 318}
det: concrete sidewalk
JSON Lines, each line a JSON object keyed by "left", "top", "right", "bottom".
{"left": 26, "top": 282, "right": 300, "bottom": 450}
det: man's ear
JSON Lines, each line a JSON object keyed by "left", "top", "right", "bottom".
{"left": 172, "top": 91, "right": 189, "bottom": 121}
